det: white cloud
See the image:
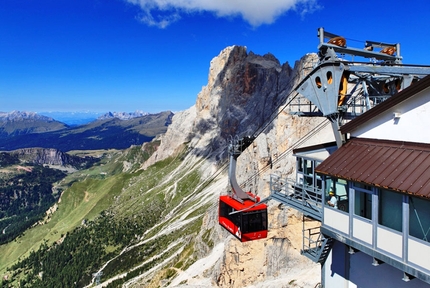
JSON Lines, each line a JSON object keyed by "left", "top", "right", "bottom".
{"left": 125, "top": 0, "right": 321, "bottom": 28}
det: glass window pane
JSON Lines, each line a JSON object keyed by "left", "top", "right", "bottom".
{"left": 409, "top": 197, "right": 430, "bottom": 242}
{"left": 325, "top": 177, "right": 334, "bottom": 195}
{"left": 379, "top": 189, "right": 402, "bottom": 232}
{"left": 324, "top": 177, "right": 349, "bottom": 212}
{"left": 353, "top": 182, "right": 372, "bottom": 191}
{"left": 354, "top": 190, "right": 372, "bottom": 220}
{"left": 242, "top": 210, "right": 267, "bottom": 233}
{"left": 298, "top": 157, "right": 303, "bottom": 172}
{"left": 336, "top": 179, "right": 349, "bottom": 212}
{"left": 303, "top": 159, "right": 313, "bottom": 186}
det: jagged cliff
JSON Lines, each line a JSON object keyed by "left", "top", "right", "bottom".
{"left": 143, "top": 46, "right": 295, "bottom": 166}
{"left": 138, "top": 46, "right": 334, "bottom": 287}
{"left": 9, "top": 147, "right": 96, "bottom": 169}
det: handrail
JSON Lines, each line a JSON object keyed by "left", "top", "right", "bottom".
{"left": 270, "top": 174, "right": 323, "bottom": 220}
{"left": 303, "top": 226, "right": 324, "bottom": 256}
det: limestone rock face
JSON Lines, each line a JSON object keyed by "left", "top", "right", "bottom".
{"left": 141, "top": 106, "right": 196, "bottom": 169}
{"left": 10, "top": 148, "right": 93, "bottom": 168}
{"left": 143, "top": 46, "right": 296, "bottom": 167}
{"left": 141, "top": 46, "right": 332, "bottom": 287}
{"left": 195, "top": 46, "right": 293, "bottom": 153}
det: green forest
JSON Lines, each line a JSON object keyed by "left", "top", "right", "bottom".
{"left": 3, "top": 211, "right": 159, "bottom": 287}
{"left": 0, "top": 143, "right": 210, "bottom": 287}
{"left": 0, "top": 164, "right": 66, "bottom": 244}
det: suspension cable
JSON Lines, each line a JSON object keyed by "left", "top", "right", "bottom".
{"left": 252, "top": 91, "right": 300, "bottom": 140}
{"left": 240, "top": 119, "right": 330, "bottom": 187}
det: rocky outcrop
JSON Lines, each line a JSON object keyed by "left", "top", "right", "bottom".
{"left": 138, "top": 46, "right": 334, "bottom": 287}
{"left": 194, "top": 46, "right": 294, "bottom": 155}
{"left": 140, "top": 107, "right": 196, "bottom": 169}
{"left": 143, "top": 46, "right": 296, "bottom": 167}
{"left": 10, "top": 148, "right": 95, "bottom": 168}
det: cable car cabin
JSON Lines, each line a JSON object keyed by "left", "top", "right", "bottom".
{"left": 219, "top": 195, "right": 268, "bottom": 242}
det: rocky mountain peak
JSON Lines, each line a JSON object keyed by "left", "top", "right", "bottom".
{"left": 143, "top": 45, "right": 296, "bottom": 167}
{"left": 97, "top": 110, "right": 149, "bottom": 120}
{"left": 195, "top": 45, "right": 291, "bottom": 140}
{"left": 0, "top": 111, "right": 54, "bottom": 122}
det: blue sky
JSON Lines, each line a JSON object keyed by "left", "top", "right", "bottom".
{"left": 1, "top": 0, "right": 430, "bottom": 114}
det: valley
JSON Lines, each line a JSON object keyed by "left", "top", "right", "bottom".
{"left": 0, "top": 46, "right": 323, "bottom": 287}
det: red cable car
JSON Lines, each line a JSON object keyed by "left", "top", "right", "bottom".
{"left": 218, "top": 136, "right": 268, "bottom": 242}
{"left": 219, "top": 195, "right": 268, "bottom": 242}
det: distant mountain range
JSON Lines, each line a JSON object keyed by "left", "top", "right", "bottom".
{"left": 38, "top": 110, "right": 149, "bottom": 125}
{"left": 0, "top": 110, "right": 173, "bottom": 151}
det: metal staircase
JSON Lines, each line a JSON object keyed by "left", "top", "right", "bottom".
{"left": 301, "top": 225, "right": 334, "bottom": 265}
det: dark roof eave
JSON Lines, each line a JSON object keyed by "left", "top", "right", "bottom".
{"left": 316, "top": 170, "right": 430, "bottom": 199}
{"left": 315, "top": 138, "right": 430, "bottom": 199}
{"left": 292, "top": 141, "right": 337, "bottom": 155}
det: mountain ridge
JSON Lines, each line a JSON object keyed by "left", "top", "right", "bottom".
{"left": 2, "top": 110, "right": 160, "bottom": 126}
{"left": 0, "top": 111, "right": 174, "bottom": 151}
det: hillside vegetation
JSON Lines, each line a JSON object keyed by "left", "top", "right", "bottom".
{"left": 0, "top": 143, "right": 219, "bottom": 287}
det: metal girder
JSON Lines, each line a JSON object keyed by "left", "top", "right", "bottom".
{"left": 296, "top": 62, "right": 346, "bottom": 116}
{"left": 346, "top": 63, "right": 430, "bottom": 77}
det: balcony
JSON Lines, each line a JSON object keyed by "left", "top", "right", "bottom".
{"left": 270, "top": 174, "right": 323, "bottom": 221}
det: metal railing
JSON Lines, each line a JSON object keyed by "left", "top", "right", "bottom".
{"left": 302, "top": 225, "right": 333, "bottom": 264}
{"left": 270, "top": 174, "right": 323, "bottom": 221}
{"left": 302, "top": 226, "right": 324, "bottom": 258}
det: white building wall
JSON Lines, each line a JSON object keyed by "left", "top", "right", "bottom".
{"left": 377, "top": 227, "right": 403, "bottom": 258}
{"left": 351, "top": 88, "right": 430, "bottom": 143}
{"left": 352, "top": 218, "right": 372, "bottom": 245}
{"left": 408, "top": 238, "right": 430, "bottom": 270}
{"left": 324, "top": 241, "right": 430, "bottom": 287}
{"left": 324, "top": 207, "right": 349, "bottom": 234}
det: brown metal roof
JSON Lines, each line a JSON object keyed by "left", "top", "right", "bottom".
{"left": 315, "top": 138, "right": 430, "bottom": 198}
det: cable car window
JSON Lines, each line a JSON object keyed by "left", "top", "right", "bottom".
{"left": 219, "top": 200, "right": 230, "bottom": 218}
{"left": 219, "top": 200, "right": 241, "bottom": 228}
{"left": 241, "top": 210, "right": 267, "bottom": 233}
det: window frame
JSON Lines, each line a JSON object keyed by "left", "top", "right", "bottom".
{"left": 352, "top": 182, "right": 373, "bottom": 220}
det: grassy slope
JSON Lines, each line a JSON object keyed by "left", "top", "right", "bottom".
{"left": 0, "top": 172, "right": 127, "bottom": 272}
{"left": 97, "top": 151, "right": 216, "bottom": 287}
{"left": 0, "top": 148, "right": 140, "bottom": 273}
{"left": 0, "top": 142, "right": 218, "bottom": 287}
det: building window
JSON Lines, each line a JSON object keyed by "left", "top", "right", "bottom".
{"left": 409, "top": 196, "right": 430, "bottom": 242}
{"left": 325, "top": 177, "right": 349, "bottom": 212}
{"left": 298, "top": 157, "right": 303, "bottom": 173}
{"left": 379, "top": 189, "right": 402, "bottom": 232}
{"left": 303, "top": 159, "right": 314, "bottom": 186}
{"left": 354, "top": 188, "right": 372, "bottom": 220}
{"left": 297, "top": 157, "right": 321, "bottom": 189}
